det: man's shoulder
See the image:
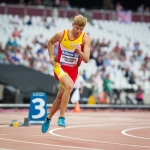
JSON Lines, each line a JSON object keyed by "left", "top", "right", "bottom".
{"left": 55, "top": 30, "right": 65, "bottom": 36}
{"left": 84, "top": 33, "right": 90, "bottom": 39}
{"left": 53, "top": 30, "right": 65, "bottom": 41}
{"left": 83, "top": 33, "right": 90, "bottom": 44}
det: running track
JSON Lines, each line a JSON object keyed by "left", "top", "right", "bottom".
{"left": 0, "top": 109, "right": 150, "bottom": 150}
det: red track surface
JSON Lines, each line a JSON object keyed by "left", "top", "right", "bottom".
{"left": 0, "top": 109, "right": 150, "bottom": 150}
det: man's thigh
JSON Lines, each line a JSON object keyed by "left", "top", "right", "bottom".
{"left": 60, "top": 74, "right": 74, "bottom": 88}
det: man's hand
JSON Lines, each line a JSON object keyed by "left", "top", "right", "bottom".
{"left": 50, "top": 55, "right": 56, "bottom": 66}
{"left": 74, "top": 44, "right": 82, "bottom": 54}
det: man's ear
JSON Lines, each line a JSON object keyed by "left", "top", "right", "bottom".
{"left": 72, "top": 23, "right": 74, "bottom": 27}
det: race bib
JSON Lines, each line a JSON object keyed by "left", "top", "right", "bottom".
{"left": 60, "top": 50, "right": 79, "bottom": 67}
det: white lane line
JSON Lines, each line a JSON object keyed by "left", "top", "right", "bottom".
{"left": 49, "top": 123, "right": 150, "bottom": 148}
{"left": 0, "top": 125, "right": 8, "bottom": 128}
{"left": 0, "top": 124, "right": 103, "bottom": 150}
{"left": 122, "top": 126, "right": 150, "bottom": 140}
{"left": 0, "top": 124, "right": 150, "bottom": 149}
{"left": 0, "top": 134, "right": 51, "bottom": 137}
{"left": 109, "top": 118, "right": 132, "bottom": 120}
{"left": 0, "top": 148, "right": 14, "bottom": 150}
{"left": 0, "top": 138, "right": 103, "bottom": 150}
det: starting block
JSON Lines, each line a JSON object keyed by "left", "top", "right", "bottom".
{"left": 9, "top": 119, "right": 17, "bottom": 126}
{"left": 12, "top": 121, "right": 23, "bottom": 127}
{"left": 9, "top": 118, "right": 30, "bottom": 127}
{"left": 22, "top": 118, "right": 30, "bottom": 126}
{"left": 13, "top": 122, "right": 19, "bottom": 127}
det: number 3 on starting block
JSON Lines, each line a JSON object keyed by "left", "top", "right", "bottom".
{"left": 28, "top": 92, "right": 47, "bottom": 124}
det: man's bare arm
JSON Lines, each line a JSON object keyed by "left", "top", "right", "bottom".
{"left": 48, "top": 31, "right": 63, "bottom": 66}
{"left": 75, "top": 34, "right": 90, "bottom": 63}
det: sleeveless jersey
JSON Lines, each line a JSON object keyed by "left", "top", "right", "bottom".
{"left": 57, "top": 29, "right": 85, "bottom": 68}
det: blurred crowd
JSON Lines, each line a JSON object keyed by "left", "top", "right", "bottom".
{"left": 0, "top": 15, "right": 57, "bottom": 74}
{"left": 80, "top": 37, "right": 150, "bottom": 105}
{"left": 108, "top": 2, "right": 150, "bottom": 14}
{"left": 0, "top": 0, "right": 149, "bottom": 14}
{"left": 18, "top": 0, "right": 72, "bottom": 10}
{"left": 0, "top": 13, "right": 150, "bottom": 105}
{"left": 18, "top": 0, "right": 150, "bottom": 14}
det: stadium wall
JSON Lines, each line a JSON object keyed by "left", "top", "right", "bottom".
{"left": 0, "top": 4, "right": 150, "bottom": 22}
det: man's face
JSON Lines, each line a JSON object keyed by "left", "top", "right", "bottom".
{"left": 72, "top": 23, "right": 85, "bottom": 37}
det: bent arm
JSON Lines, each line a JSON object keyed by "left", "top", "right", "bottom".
{"left": 48, "top": 31, "right": 63, "bottom": 59}
{"left": 79, "top": 35, "right": 91, "bottom": 63}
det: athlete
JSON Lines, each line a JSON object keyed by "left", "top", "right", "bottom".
{"left": 41, "top": 15, "right": 90, "bottom": 133}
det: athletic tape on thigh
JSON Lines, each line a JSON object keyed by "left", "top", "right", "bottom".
{"left": 60, "top": 84, "right": 66, "bottom": 90}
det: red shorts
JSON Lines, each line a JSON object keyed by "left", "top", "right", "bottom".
{"left": 54, "top": 65, "right": 79, "bottom": 83}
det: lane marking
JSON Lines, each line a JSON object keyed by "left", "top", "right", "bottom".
{"left": 0, "top": 134, "right": 52, "bottom": 137}
{"left": 0, "top": 138, "right": 103, "bottom": 150}
{"left": 0, "top": 148, "right": 14, "bottom": 150}
{"left": 49, "top": 123, "right": 150, "bottom": 148}
{"left": 109, "top": 118, "right": 132, "bottom": 120}
{"left": 0, "top": 125, "right": 8, "bottom": 128}
{"left": 0, "top": 124, "right": 150, "bottom": 149}
{"left": 122, "top": 126, "right": 150, "bottom": 140}
{"left": 0, "top": 123, "right": 103, "bottom": 150}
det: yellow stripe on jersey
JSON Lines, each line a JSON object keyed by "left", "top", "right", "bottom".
{"left": 54, "top": 62, "right": 68, "bottom": 79}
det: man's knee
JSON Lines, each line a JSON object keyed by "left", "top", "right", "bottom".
{"left": 66, "top": 82, "right": 74, "bottom": 93}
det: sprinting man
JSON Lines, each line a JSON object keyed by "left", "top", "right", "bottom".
{"left": 42, "top": 15, "right": 90, "bottom": 133}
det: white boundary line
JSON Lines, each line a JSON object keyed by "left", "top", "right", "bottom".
{"left": 0, "top": 138, "right": 103, "bottom": 150}
{"left": 1, "top": 103, "right": 150, "bottom": 108}
{"left": 49, "top": 123, "right": 150, "bottom": 148}
{"left": 0, "top": 148, "right": 13, "bottom": 150}
{"left": 0, "top": 124, "right": 103, "bottom": 150}
{"left": 0, "top": 125, "right": 8, "bottom": 128}
{"left": 121, "top": 126, "right": 150, "bottom": 140}
{"left": 0, "top": 124, "right": 150, "bottom": 149}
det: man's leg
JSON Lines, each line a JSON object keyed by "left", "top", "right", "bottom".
{"left": 41, "top": 86, "right": 64, "bottom": 133}
{"left": 59, "top": 75, "right": 74, "bottom": 117}
{"left": 47, "top": 86, "right": 65, "bottom": 119}
{"left": 53, "top": 63, "right": 75, "bottom": 126}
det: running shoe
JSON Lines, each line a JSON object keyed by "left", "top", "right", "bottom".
{"left": 57, "top": 117, "right": 66, "bottom": 127}
{"left": 41, "top": 114, "right": 51, "bottom": 133}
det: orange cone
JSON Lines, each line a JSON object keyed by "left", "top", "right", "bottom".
{"left": 100, "top": 91, "right": 106, "bottom": 104}
{"left": 73, "top": 102, "right": 81, "bottom": 112}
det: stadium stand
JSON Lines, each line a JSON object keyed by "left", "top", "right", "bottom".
{"left": 0, "top": 9, "right": 150, "bottom": 105}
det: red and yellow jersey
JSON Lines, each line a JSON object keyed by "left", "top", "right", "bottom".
{"left": 57, "top": 29, "right": 85, "bottom": 68}
{"left": 54, "top": 29, "right": 85, "bottom": 84}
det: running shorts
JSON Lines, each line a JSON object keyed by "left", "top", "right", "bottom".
{"left": 54, "top": 62, "right": 79, "bottom": 84}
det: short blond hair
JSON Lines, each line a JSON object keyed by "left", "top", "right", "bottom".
{"left": 73, "top": 15, "right": 87, "bottom": 27}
